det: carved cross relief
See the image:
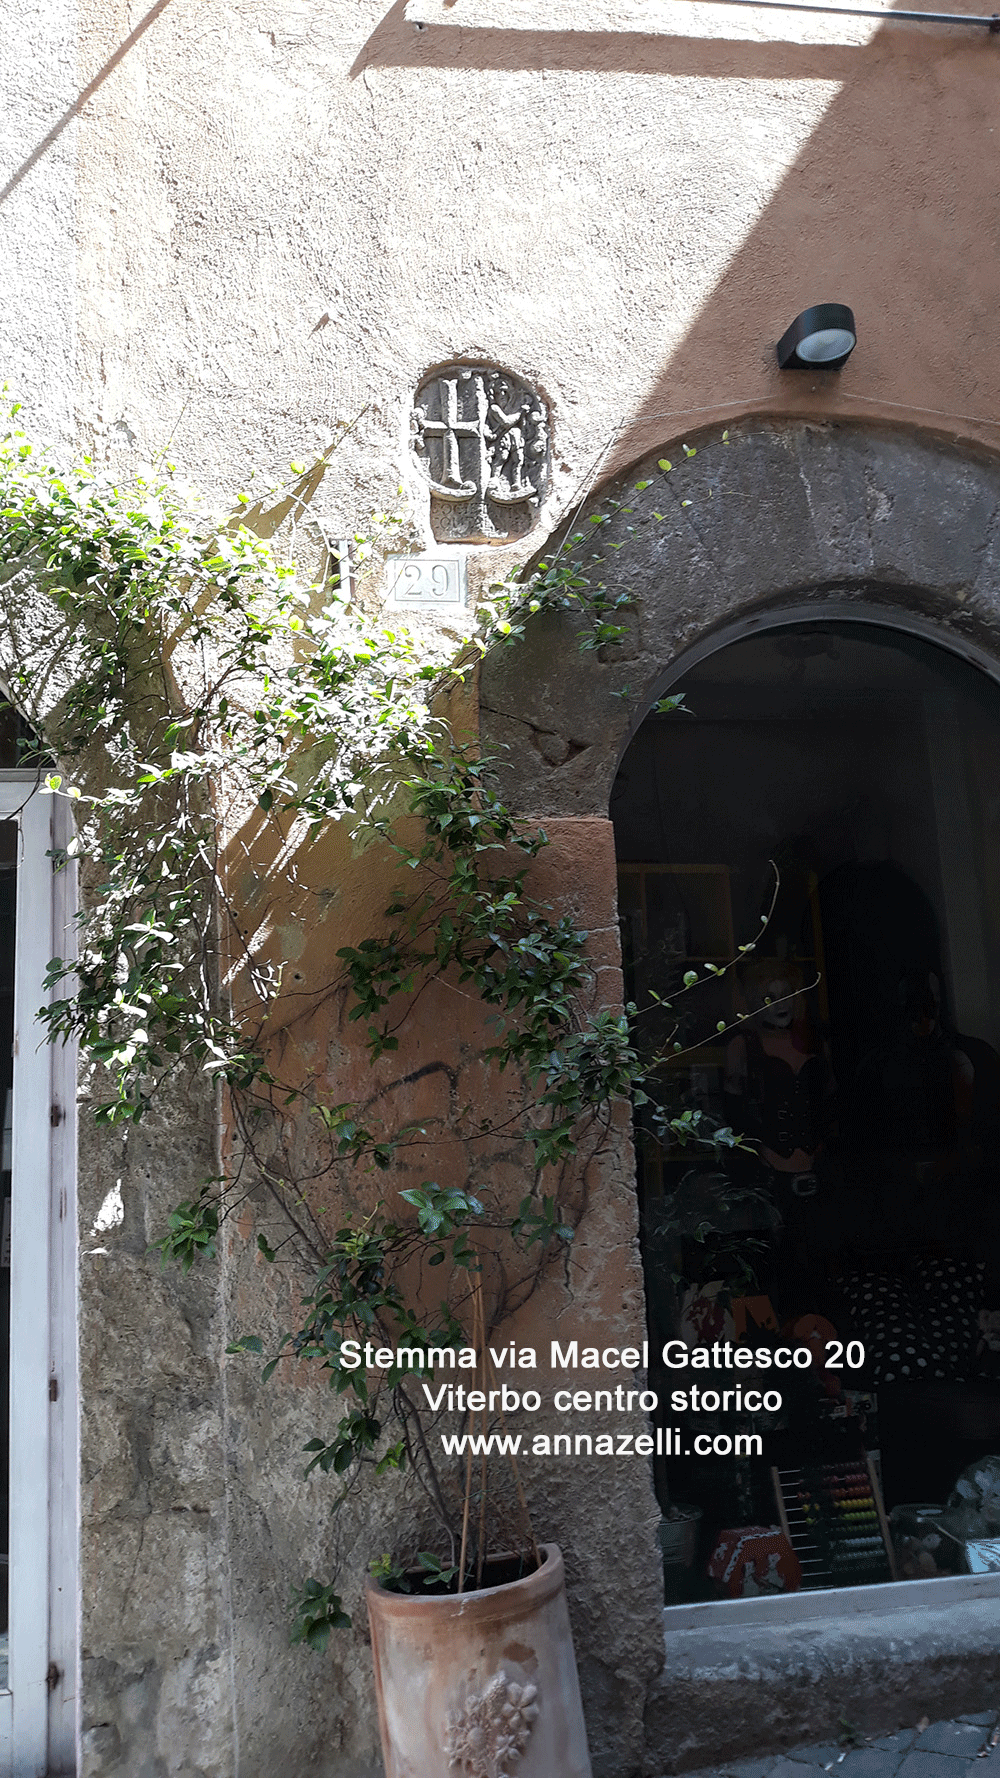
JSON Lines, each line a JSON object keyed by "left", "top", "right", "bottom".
{"left": 411, "top": 364, "right": 550, "bottom": 543}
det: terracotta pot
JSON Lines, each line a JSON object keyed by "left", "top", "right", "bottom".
{"left": 365, "top": 1543, "right": 593, "bottom": 1778}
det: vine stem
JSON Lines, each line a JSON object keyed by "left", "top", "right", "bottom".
{"left": 474, "top": 1270, "right": 488, "bottom": 1590}
{"left": 456, "top": 1254, "right": 478, "bottom": 1595}
{"left": 482, "top": 1337, "right": 540, "bottom": 1572}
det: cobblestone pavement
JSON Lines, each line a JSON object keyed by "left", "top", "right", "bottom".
{"left": 669, "top": 1711, "right": 1000, "bottom": 1778}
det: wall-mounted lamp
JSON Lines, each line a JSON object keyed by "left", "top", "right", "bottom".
{"left": 777, "top": 304, "right": 857, "bottom": 370}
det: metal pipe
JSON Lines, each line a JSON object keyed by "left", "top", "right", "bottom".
{"left": 685, "top": 0, "right": 999, "bottom": 28}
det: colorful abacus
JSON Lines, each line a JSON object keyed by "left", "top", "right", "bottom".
{"left": 771, "top": 1455, "right": 897, "bottom": 1590}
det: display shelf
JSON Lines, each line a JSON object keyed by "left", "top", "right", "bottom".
{"left": 618, "top": 862, "right": 734, "bottom": 960}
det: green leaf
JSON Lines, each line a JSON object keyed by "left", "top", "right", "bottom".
{"left": 290, "top": 1579, "right": 352, "bottom": 1649}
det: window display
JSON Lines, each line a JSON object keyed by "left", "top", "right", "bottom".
{"left": 611, "top": 622, "right": 1000, "bottom": 1600}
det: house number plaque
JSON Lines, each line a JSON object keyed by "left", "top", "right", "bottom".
{"left": 385, "top": 553, "right": 466, "bottom": 608}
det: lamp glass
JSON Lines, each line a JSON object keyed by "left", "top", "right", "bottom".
{"left": 795, "top": 325, "right": 856, "bottom": 364}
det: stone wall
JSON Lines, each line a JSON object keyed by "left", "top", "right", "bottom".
{"left": 78, "top": 1085, "right": 236, "bottom": 1778}
{"left": 481, "top": 420, "right": 1000, "bottom": 817}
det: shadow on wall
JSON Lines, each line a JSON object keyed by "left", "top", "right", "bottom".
{"left": 353, "top": 0, "right": 1000, "bottom": 466}
{"left": 0, "top": 0, "right": 175, "bottom": 206}
{"left": 351, "top": 0, "right": 866, "bottom": 80}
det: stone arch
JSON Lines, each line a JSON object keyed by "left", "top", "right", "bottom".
{"left": 473, "top": 418, "right": 1000, "bottom": 1760}
{"left": 480, "top": 417, "right": 1000, "bottom": 812}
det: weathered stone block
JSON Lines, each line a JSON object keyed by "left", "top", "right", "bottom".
{"left": 911, "top": 1723, "right": 990, "bottom": 1758}
{"left": 837, "top": 1748, "right": 908, "bottom": 1778}
{"left": 895, "top": 1754, "right": 979, "bottom": 1778}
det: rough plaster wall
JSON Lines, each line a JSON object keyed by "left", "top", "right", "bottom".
{"left": 67, "top": 0, "right": 1000, "bottom": 523}
{"left": 219, "top": 815, "right": 663, "bottom": 1778}
{"left": 77, "top": 1080, "right": 237, "bottom": 1778}
{"left": 0, "top": 0, "right": 77, "bottom": 440}
{"left": 221, "top": 1186, "right": 389, "bottom": 1777}
{"left": 4, "top": 0, "right": 1000, "bottom": 1767}
{"left": 67, "top": 0, "right": 836, "bottom": 507}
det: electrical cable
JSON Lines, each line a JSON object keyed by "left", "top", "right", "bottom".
{"left": 676, "top": 0, "right": 999, "bottom": 30}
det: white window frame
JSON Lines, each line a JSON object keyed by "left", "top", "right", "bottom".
{"left": 664, "top": 1567, "right": 1000, "bottom": 1632}
{"left": 0, "top": 779, "right": 78, "bottom": 1777}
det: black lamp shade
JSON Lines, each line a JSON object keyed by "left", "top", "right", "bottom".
{"left": 777, "top": 304, "right": 857, "bottom": 370}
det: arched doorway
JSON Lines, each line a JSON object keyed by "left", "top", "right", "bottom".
{"left": 479, "top": 418, "right": 1000, "bottom": 1621}
{"left": 612, "top": 617, "right": 1000, "bottom": 1600}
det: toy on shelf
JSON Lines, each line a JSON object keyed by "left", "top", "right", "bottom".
{"left": 890, "top": 1503, "right": 964, "bottom": 1579}
{"left": 771, "top": 1453, "right": 896, "bottom": 1589}
{"left": 707, "top": 1525, "right": 802, "bottom": 1598}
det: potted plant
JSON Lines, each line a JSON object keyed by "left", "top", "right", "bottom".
{"left": 366, "top": 1542, "right": 588, "bottom": 1778}
{"left": 241, "top": 1181, "right": 595, "bottom": 1778}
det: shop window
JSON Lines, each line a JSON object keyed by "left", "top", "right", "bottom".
{"left": 611, "top": 622, "right": 1000, "bottom": 1603}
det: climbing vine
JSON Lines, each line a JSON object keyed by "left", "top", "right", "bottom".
{"left": 0, "top": 402, "right": 757, "bottom": 1635}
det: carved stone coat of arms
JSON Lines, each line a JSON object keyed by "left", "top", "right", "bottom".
{"left": 411, "top": 364, "right": 550, "bottom": 543}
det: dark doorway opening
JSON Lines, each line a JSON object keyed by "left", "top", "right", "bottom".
{"left": 611, "top": 621, "right": 1000, "bottom": 1599}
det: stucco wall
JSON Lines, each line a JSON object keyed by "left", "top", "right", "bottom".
{"left": 52, "top": 0, "right": 1000, "bottom": 508}
{"left": 4, "top": 0, "right": 1000, "bottom": 1772}
{"left": 0, "top": 0, "right": 77, "bottom": 440}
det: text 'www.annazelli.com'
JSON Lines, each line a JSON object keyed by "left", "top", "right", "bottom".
{"left": 440, "top": 1429, "right": 762, "bottom": 1458}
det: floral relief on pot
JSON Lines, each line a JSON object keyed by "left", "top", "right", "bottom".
{"left": 445, "top": 1670, "right": 540, "bottom": 1778}
{"left": 365, "top": 1544, "right": 591, "bottom": 1778}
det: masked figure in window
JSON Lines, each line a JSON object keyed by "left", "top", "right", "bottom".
{"left": 724, "top": 960, "right": 838, "bottom": 1306}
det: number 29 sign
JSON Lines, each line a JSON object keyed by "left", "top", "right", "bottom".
{"left": 386, "top": 554, "right": 466, "bottom": 609}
